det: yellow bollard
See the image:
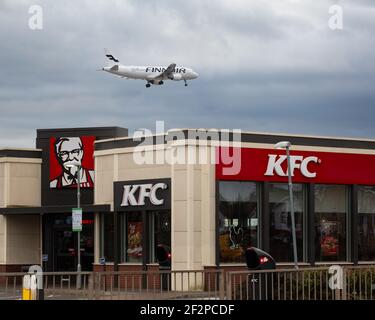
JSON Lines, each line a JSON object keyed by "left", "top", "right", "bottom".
{"left": 30, "top": 275, "right": 37, "bottom": 300}
{"left": 22, "top": 275, "right": 31, "bottom": 300}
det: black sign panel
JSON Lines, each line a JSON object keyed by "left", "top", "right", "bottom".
{"left": 114, "top": 178, "right": 171, "bottom": 212}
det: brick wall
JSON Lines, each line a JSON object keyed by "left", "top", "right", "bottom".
{"left": 0, "top": 264, "right": 31, "bottom": 286}
{"left": 92, "top": 264, "right": 166, "bottom": 290}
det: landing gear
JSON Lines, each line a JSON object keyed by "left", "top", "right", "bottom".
{"left": 146, "top": 83, "right": 151, "bottom": 88}
{"left": 184, "top": 80, "right": 188, "bottom": 87}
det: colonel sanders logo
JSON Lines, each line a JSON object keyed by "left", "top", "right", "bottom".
{"left": 50, "top": 136, "right": 95, "bottom": 189}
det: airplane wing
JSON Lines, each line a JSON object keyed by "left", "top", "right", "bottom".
{"left": 152, "top": 63, "right": 176, "bottom": 80}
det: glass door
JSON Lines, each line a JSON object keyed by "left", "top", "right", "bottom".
{"left": 149, "top": 211, "right": 171, "bottom": 263}
{"left": 47, "top": 213, "right": 94, "bottom": 271}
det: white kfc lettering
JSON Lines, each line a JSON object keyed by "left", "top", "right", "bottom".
{"left": 150, "top": 183, "right": 168, "bottom": 205}
{"left": 264, "top": 154, "right": 319, "bottom": 178}
{"left": 121, "top": 183, "right": 167, "bottom": 206}
{"left": 265, "top": 155, "right": 287, "bottom": 176}
{"left": 137, "top": 184, "right": 153, "bottom": 205}
{"left": 121, "top": 184, "right": 140, "bottom": 206}
{"left": 300, "top": 156, "right": 319, "bottom": 178}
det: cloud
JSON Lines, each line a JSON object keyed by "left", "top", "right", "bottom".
{"left": 0, "top": 0, "right": 374, "bottom": 148}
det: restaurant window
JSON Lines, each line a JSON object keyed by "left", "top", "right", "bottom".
{"left": 118, "top": 211, "right": 171, "bottom": 264}
{"left": 100, "top": 212, "right": 114, "bottom": 262}
{"left": 269, "top": 183, "right": 305, "bottom": 262}
{"left": 218, "top": 181, "right": 259, "bottom": 263}
{"left": 315, "top": 185, "right": 348, "bottom": 262}
{"left": 149, "top": 211, "right": 171, "bottom": 263}
{"left": 358, "top": 186, "right": 375, "bottom": 261}
{"left": 121, "top": 212, "right": 143, "bottom": 263}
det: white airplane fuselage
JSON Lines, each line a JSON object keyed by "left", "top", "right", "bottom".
{"left": 102, "top": 65, "right": 199, "bottom": 84}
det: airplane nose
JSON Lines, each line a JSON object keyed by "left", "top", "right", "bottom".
{"left": 193, "top": 72, "right": 199, "bottom": 79}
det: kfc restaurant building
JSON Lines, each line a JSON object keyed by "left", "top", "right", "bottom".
{"left": 0, "top": 126, "right": 375, "bottom": 273}
{"left": 0, "top": 127, "right": 128, "bottom": 272}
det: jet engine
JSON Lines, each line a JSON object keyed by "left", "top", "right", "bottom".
{"left": 149, "top": 80, "right": 164, "bottom": 85}
{"left": 169, "top": 73, "right": 182, "bottom": 81}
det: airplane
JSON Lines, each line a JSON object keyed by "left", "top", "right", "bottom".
{"left": 101, "top": 49, "right": 199, "bottom": 88}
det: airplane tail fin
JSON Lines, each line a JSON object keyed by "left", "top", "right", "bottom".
{"left": 104, "top": 48, "right": 120, "bottom": 64}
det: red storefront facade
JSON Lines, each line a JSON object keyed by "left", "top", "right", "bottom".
{"left": 217, "top": 147, "right": 375, "bottom": 185}
{"left": 216, "top": 146, "right": 375, "bottom": 266}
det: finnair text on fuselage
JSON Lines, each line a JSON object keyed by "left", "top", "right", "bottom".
{"left": 145, "top": 67, "right": 186, "bottom": 73}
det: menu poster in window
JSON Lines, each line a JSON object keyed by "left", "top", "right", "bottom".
{"left": 127, "top": 222, "right": 143, "bottom": 258}
{"left": 320, "top": 220, "right": 339, "bottom": 257}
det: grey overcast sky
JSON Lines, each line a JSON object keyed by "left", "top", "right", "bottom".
{"left": 0, "top": 0, "right": 374, "bottom": 147}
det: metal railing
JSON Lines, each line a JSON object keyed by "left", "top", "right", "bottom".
{"left": 91, "top": 269, "right": 224, "bottom": 300}
{"left": 0, "top": 273, "right": 24, "bottom": 300}
{"left": 1, "top": 265, "right": 375, "bottom": 300}
{"left": 0, "top": 272, "right": 92, "bottom": 300}
{"left": 0, "top": 269, "right": 224, "bottom": 300}
{"left": 344, "top": 266, "right": 375, "bottom": 300}
{"left": 226, "top": 265, "right": 375, "bottom": 300}
{"left": 43, "top": 272, "right": 92, "bottom": 299}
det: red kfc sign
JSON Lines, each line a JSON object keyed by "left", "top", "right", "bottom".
{"left": 264, "top": 154, "right": 320, "bottom": 178}
{"left": 216, "top": 147, "right": 375, "bottom": 185}
{"left": 49, "top": 136, "right": 95, "bottom": 189}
